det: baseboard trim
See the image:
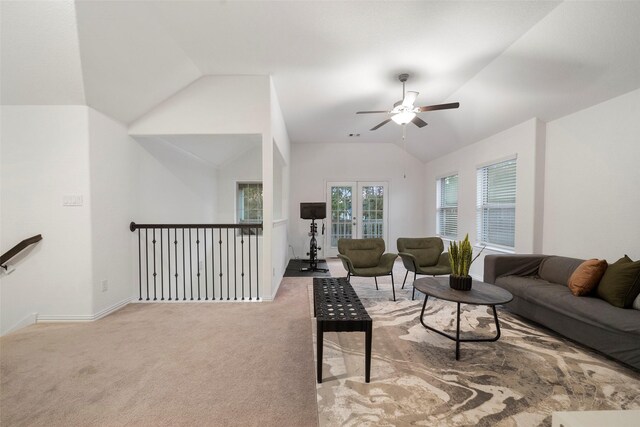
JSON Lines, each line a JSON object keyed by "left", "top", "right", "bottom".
{"left": 37, "top": 297, "right": 133, "bottom": 323}
{"left": 2, "top": 312, "right": 37, "bottom": 336}
{"left": 94, "top": 297, "right": 133, "bottom": 320}
{"left": 130, "top": 298, "right": 266, "bottom": 303}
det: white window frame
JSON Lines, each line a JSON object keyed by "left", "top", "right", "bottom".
{"left": 236, "top": 182, "right": 263, "bottom": 233}
{"left": 476, "top": 158, "right": 517, "bottom": 250}
{"left": 436, "top": 173, "right": 458, "bottom": 239}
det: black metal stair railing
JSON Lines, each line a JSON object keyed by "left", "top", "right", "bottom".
{"left": 130, "top": 222, "right": 261, "bottom": 301}
{"left": 1, "top": 234, "right": 43, "bottom": 270}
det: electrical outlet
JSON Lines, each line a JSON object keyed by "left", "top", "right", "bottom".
{"left": 101, "top": 279, "right": 108, "bottom": 292}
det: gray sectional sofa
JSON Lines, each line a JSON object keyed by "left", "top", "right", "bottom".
{"left": 484, "top": 254, "right": 640, "bottom": 370}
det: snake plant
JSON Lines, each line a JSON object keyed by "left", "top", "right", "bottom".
{"left": 449, "top": 234, "right": 485, "bottom": 277}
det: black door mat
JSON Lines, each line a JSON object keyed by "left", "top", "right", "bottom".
{"left": 284, "top": 259, "right": 332, "bottom": 277}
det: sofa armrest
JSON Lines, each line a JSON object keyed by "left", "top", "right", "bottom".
{"left": 483, "top": 254, "right": 547, "bottom": 284}
{"left": 379, "top": 252, "right": 398, "bottom": 271}
{"left": 337, "top": 254, "right": 355, "bottom": 274}
{"left": 398, "top": 252, "right": 417, "bottom": 271}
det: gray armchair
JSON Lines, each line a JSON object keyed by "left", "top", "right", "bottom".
{"left": 397, "top": 237, "right": 451, "bottom": 300}
{"left": 337, "top": 238, "right": 398, "bottom": 301}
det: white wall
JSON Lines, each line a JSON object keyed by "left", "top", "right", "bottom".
{"left": 216, "top": 146, "right": 262, "bottom": 223}
{"left": 289, "top": 142, "right": 427, "bottom": 259}
{"left": 424, "top": 118, "right": 545, "bottom": 279}
{"left": 135, "top": 137, "right": 217, "bottom": 224}
{"left": 269, "top": 78, "right": 291, "bottom": 296}
{"left": 88, "top": 108, "right": 138, "bottom": 314}
{"left": 1, "top": 106, "right": 93, "bottom": 334}
{"left": 543, "top": 89, "right": 640, "bottom": 261}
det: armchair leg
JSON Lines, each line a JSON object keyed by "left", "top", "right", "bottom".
{"left": 374, "top": 276, "right": 379, "bottom": 290}
{"left": 347, "top": 273, "right": 351, "bottom": 283}
{"left": 402, "top": 270, "right": 408, "bottom": 289}
{"left": 391, "top": 273, "right": 396, "bottom": 302}
{"left": 411, "top": 272, "right": 417, "bottom": 301}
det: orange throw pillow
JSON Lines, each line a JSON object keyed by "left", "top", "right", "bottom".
{"left": 568, "top": 259, "right": 608, "bottom": 296}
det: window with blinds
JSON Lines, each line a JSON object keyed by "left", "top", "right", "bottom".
{"left": 476, "top": 159, "right": 516, "bottom": 248}
{"left": 436, "top": 174, "right": 458, "bottom": 239}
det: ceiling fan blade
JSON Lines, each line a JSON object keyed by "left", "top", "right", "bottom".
{"left": 402, "top": 91, "right": 419, "bottom": 107}
{"left": 370, "top": 119, "right": 391, "bottom": 131}
{"left": 356, "top": 110, "right": 388, "bottom": 114}
{"left": 418, "top": 102, "right": 460, "bottom": 112}
{"left": 412, "top": 116, "right": 428, "bottom": 128}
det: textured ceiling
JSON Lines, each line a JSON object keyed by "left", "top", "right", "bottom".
{"left": 2, "top": 1, "right": 640, "bottom": 162}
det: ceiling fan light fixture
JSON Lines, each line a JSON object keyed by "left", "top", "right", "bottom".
{"left": 391, "top": 111, "right": 416, "bottom": 125}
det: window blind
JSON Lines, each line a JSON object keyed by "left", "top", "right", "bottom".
{"left": 476, "top": 159, "right": 516, "bottom": 248}
{"left": 437, "top": 174, "right": 458, "bottom": 239}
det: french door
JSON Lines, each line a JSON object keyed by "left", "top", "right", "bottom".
{"left": 325, "top": 181, "right": 389, "bottom": 257}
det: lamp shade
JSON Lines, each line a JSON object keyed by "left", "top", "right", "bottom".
{"left": 391, "top": 111, "right": 416, "bottom": 125}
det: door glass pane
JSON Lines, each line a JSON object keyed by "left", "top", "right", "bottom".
{"left": 331, "top": 186, "right": 353, "bottom": 246}
{"left": 361, "top": 185, "right": 384, "bottom": 239}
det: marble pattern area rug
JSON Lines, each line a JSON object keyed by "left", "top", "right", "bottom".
{"left": 311, "top": 279, "right": 640, "bottom": 427}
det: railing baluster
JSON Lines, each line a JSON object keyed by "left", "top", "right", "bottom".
{"left": 226, "top": 228, "right": 230, "bottom": 301}
{"left": 189, "top": 228, "right": 193, "bottom": 300}
{"left": 241, "top": 231, "right": 245, "bottom": 301}
{"left": 215, "top": 232, "right": 218, "bottom": 299}
{"left": 219, "top": 229, "right": 223, "bottom": 300}
{"left": 152, "top": 229, "right": 157, "bottom": 301}
{"left": 167, "top": 229, "right": 171, "bottom": 301}
{"left": 196, "top": 229, "right": 201, "bottom": 301}
{"left": 248, "top": 229, "right": 252, "bottom": 301}
{"left": 160, "top": 228, "right": 164, "bottom": 301}
{"left": 145, "top": 229, "right": 150, "bottom": 301}
{"left": 204, "top": 228, "right": 208, "bottom": 301}
{"left": 182, "top": 228, "right": 186, "bottom": 301}
{"left": 233, "top": 227, "right": 237, "bottom": 300}
{"left": 138, "top": 229, "right": 142, "bottom": 301}
{"left": 256, "top": 227, "right": 259, "bottom": 301}
{"left": 174, "top": 229, "right": 178, "bottom": 301}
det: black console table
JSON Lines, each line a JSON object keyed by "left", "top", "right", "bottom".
{"left": 313, "top": 277, "right": 372, "bottom": 383}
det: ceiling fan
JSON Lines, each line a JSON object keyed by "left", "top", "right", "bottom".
{"left": 357, "top": 74, "right": 460, "bottom": 131}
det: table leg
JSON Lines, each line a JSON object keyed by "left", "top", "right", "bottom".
{"left": 455, "top": 303, "right": 461, "bottom": 360}
{"left": 365, "top": 322, "right": 372, "bottom": 383}
{"left": 419, "top": 294, "right": 430, "bottom": 323}
{"left": 317, "top": 320, "right": 324, "bottom": 383}
{"left": 492, "top": 305, "right": 501, "bottom": 341}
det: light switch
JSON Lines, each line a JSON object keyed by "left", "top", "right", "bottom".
{"left": 63, "top": 194, "right": 83, "bottom": 206}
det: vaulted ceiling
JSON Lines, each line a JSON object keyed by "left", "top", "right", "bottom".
{"left": 2, "top": 1, "right": 640, "bottom": 162}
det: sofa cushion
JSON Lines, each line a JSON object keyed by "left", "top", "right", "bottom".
{"left": 495, "top": 275, "right": 555, "bottom": 300}
{"left": 568, "top": 259, "right": 608, "bottom": 296}
{"left": 525, "top": 283, "right": 640, "bottom": 335}
{"left": 538, "top": 256, "right": 584, "bottom": 286}
{"left": 495, "top": 275, "right": 640, "bottom": 334}
{"left": 597, "top": 255, "right": 640, "bottom": 308}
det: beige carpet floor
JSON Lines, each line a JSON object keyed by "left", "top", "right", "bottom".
{"left": 1, "top": 279, "right": 318, "bottom": 427}
{"left": 315, "top": 259, "right": 640, "bottom": 426}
